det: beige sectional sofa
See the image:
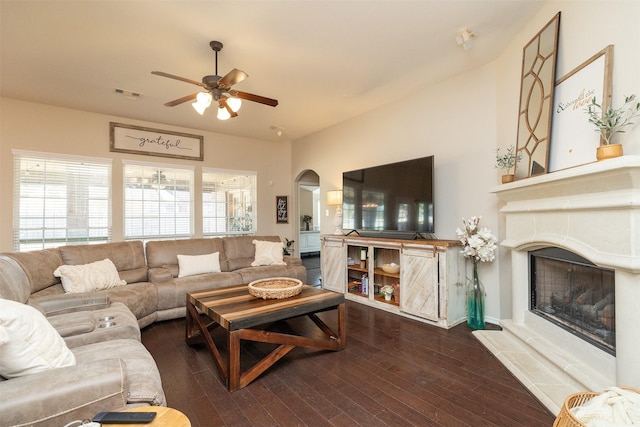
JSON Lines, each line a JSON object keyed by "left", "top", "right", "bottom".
{"left": 0, "top": 235, "right": 307, "bottom": 427}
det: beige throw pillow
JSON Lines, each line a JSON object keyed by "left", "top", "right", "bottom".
{"left": 53, "top": 258, "right": 126, "bottom": 293}
{"left": 0, "top": 298, "right": 76, "bottom": 378}
{"left": 177, "top": 252, "right": 221, "bottom": 278}
{"left": 251, "top": 240, "right": 286, "bottom": 266}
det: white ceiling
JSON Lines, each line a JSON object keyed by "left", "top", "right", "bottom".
{"left": 0, "top": 1, "right": 545, "bottom": 142}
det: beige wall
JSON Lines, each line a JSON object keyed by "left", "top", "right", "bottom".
{"left": 0, "top": 98, "right": 296, "bottom": 252}
{"left": 292, "top": 0, "right": 640, "bottom": 322}
{"left": 0, "top": 1, "right": 637, "bottom": 321}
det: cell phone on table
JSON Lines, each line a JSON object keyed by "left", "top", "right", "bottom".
{"left": 92, "top": 411, "right": 157, "bottom": 424}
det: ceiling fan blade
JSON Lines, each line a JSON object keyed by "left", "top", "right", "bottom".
{"left": 164, "top": 92, "right": 199, "bottom": 107}
{"left": 151, "top": 71, "right": 206, "bottom": 88}
{"left": 217, "top": 68, "right": 248, "bottom": 89}
{"left": 230, "top": 90, "right": 278, "bottom": 107}
{"left": 219, "top": 98, "right": 238, "bottom": 118}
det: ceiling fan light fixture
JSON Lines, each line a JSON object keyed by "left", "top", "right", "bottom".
{"left": 217, "top": 105, "right": 231, "bottom": 120}
{"left": 192, "top": 92, "right": 212, "bottom": 115}
{"left": 227, "top": 96, "right": 242, "bottom": 112}
{"left": 456, "top": 29, "right": 478, "bottom": 51}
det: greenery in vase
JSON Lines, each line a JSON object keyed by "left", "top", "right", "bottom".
{"left": 495, "top": 145, "right": 522, "bottom": 174}
{"left": 283, "top": 238, "right": 295, "bottom": 256}
{"left": 302, "top": 214, "right": 312, "bottom": 225}
{"left": 586, "top": 94, "right": 640, "bottom": 145}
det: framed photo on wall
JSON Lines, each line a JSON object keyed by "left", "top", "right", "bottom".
{"left": 548, "top": 45, "right": 613, "bottom": 172}
{"left": 276, "top": 196, "right": 288, "bottom": 223}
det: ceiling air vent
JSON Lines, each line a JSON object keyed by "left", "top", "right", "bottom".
{"left": 113, "top": 88, "right": 143, "bottom": 99}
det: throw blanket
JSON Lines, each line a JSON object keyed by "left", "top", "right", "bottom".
{"left": 571, "top": 387, "right": 640, "bottom": 426}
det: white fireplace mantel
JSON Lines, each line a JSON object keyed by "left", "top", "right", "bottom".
{"left": 493, "top": 155, "right": 640, "bottom": 273}
{"left": 474, "top": 155, "right": 640, "bottom": 415}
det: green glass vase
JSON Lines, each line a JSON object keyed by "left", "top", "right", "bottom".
{"left": 467, "top": 262, "right": 485, "bottom": 330}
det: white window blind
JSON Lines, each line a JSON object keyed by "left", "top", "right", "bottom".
{"left": 123, "top": 162, "right": 194, "bottom": 240}
{"left": 13, "top": 151, "right": 112, "bottom": 251}
{"left": 202, "top": 168, "right": 256, "bottom": 236}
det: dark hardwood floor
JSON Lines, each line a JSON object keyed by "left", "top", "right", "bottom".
{"left": 141, "top": 301, "right": 554, "bottom": 426}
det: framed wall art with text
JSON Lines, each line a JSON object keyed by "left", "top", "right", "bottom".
{"left": 110, "top": 122, "right": 204, "bottom": 161}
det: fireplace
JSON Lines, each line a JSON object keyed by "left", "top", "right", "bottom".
{"left": 530, "top": 247, "right": 615, "bottom": 354}
{"left": 473, "top": 156, "right": 640, "bottom": 415}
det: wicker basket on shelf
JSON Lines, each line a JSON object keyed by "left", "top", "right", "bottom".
{"left": 553, "top": 387, "right": 640, "bottom": 427}
{"left": 248, "top": 277, "right": 303, "bottom": 299}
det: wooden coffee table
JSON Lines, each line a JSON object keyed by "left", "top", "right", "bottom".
{"left": 186, "top": 284, "right": 346, "bottom": 391}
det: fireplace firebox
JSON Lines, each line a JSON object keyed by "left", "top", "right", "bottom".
{"left": 530, "top": 247, "right": 615, "bottom": 354}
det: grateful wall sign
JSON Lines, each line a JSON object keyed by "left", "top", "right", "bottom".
{"left": 110, "top": 122, "right": 204, "bottom": 161}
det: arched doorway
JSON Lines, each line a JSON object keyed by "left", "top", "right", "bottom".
{"left": 296, "top": 170, "right": 321, "bottom": 285}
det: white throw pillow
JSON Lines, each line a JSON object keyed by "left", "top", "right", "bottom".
{"left": 177, "top": 252, "right": 221, "bottom": 278}
{"left": 53, "top": 258, "right": 126, "bottom": 293}
{"left": 251, "top": 240, "right": 286, "bottom": 266}
{"left": 0, "top": 298, "right": 76, "bottom": 378}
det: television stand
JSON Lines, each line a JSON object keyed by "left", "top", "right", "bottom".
{"left": 320, "top": 234, "right": 465, "bottom": 329}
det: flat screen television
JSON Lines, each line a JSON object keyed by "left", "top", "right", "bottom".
{"left": 342, "top": 155, "right": 434, "bottom": 239}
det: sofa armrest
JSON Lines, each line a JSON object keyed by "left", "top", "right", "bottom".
{"left": 0, "top": 358, "right": 128, "bottom": 427}
{"left": 284, "top": 256, "right": 303, "bottom": 266}
{"left": 148, "top": 267, "right": 174, "bottom": 283}
{"left": 34, "top": 292, "right": 110, "bottom": 317}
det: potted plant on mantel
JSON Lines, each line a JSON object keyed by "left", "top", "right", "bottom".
{"left": 586, "top": 94, "right": 640, "bottom": 161}
{"left": 495, "top": 145, "right": 521, "bottom": 183}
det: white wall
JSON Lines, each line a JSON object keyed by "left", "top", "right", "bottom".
{"left": 0, "top": 98, "right": 296, "bottom": 252}
{"left": 292, "top": 0, "right": 640, "bottom": 322}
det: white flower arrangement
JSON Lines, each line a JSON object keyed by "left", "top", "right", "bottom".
{"left": 456, "top": 216, "right": 497, "bottom": 264}
{"left": 380, "top": 284, "right": 394, "bottom": 297}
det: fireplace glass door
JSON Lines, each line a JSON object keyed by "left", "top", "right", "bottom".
{"left": 530, "top": 247, "right": 615, "bottom": 354}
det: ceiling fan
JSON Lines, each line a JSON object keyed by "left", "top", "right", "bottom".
{"left": 152, "top": 41, "right": 278, "bottom": 120}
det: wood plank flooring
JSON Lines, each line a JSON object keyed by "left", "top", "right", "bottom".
{"left": 141, "top": 301, "right": 555, "bottom": 426}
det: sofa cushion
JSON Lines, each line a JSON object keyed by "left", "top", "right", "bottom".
{"left": 146, "top": 238, "right": 228, "bottom": 273}
{"left": 223, "top": 235, "right": 282, "bottom": 271}
{"left": 53, "top": 258, "right": 126, "bottom": 293}
{"left": 72, "top": 338, "right": 166, "bottom": 406}
{"left": 0, "top": 298, "right": 76, "bottom": 379}
{"left": 0, "top": 256, "right": 32, "bottom": 304}
{"left": 59, "top": 241, "right": 148, "bottom": 284}
{"left": 156, "top": 271, "right": 243, "bottom": 311}
{"left": 5, "top": 249, "right": 63, "bottom": 295}
{"left": 47, "top": 302, "right": 141, "bottom": 348}
{"left": 251, "top": 240, "right": 286, "bottom": 266}
{"left": 102, "top": 283, "right": 158, "bottom": 325}
{"left": 177, "top": 252, "right": 221, "bottom": 278}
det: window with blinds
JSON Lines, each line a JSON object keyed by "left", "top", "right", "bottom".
{"left": 123, "top": 162, "right": 194, "bottom": 241}
{"left": 13, "top": 151, "right": 112, "bottom": 251}
{"left": 202, "top": 168, "right": 256, "bottom": 236}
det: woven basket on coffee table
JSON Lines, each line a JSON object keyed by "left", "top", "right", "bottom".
{"left": 248, "top": 277, "right": 303, "bottom": 299}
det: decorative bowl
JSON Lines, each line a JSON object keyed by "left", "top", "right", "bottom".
{"left": 381, "top": 263, "right": 400, "bottom": 274}
{"left": 248, "top": 277, "right": 303, "bottom": 299}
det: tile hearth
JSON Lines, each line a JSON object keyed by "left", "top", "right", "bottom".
{"left": 476, "top": 156, "right": 640, "bottom": 415}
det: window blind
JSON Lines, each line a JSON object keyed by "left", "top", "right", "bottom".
{"left": 123, "top": 162, "right": 194, "bottom": 241}
{"left": 13, "top": 151, "right": 112, "bottom": 251}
